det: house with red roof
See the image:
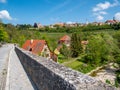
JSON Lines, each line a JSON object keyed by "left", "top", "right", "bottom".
{"left": 54, "top": 35, "right": 71, "bottom": 55}
{"left": 22, "top": 40, "right": 51, "bottom": 59}
{"left": 54, "top": 35, "right": 89, "bottom": 55}
{"left": 58, "top": 35, "right": 71, "bottom": 47}
{"left": 105, "top": 20, "right": 119, "bottom": 25}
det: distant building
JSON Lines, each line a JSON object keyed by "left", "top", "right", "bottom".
{"left": 37, "top": 23, "right": 43, "bottom": 28}
{"left": 54, "top": 22, "right": 65, "bottom": 27}
{"left": 22, "top": 40, "right": 51, "bottom": 59}
{"left": 34, "top": 23, "right": 43, "bottom": 29}
{"left": 54, "top": 35, "right": 71, "bottom": 55}
{"left": 58, "top": 35, "right": 71, "bottom": 47}
{"left": 49, "top": 24, "right": 55, "bottom": 28}
{"left": 92, "top": 22, "right": 104, "bottom": 26}
{"left": 65, "top": 22, "right": 78, "bottom": 27}
{"left": 105, "top": 20, "right": 117, "bottom": 25}
{"left": 105, "top": 17, "right": 119, "bottom": 25}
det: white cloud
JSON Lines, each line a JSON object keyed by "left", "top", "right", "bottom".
{"left": 0, "top": 0, "right": 6, "bottom": 3}
{"left": 115, "top": 12, "right": 120, "bottom": 20}
{"left": 92, "top": 0, "right": 119, "bottom": 21}
{"left": 93, "top": 0, "right": 119, "bottom": 12}
{"left": 0, "top": 10, "right": 12, "bottom": 20}
{"left": 96, "top": 15, "right": 104, "bottom": 21}
{"left": 99, "top": 11, "right": 107, "bottom": 15}
{"left": 93, "top": 2, "right": 111, "bottom": 12}
{"left": 93, "top": 11, "right": 106, "bottom": 21}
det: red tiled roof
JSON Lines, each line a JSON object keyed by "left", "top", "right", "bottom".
{"left": 22, "top": 40, "right": 46, "bottom": 54}
{"left": 106, "top": 20, "right": 119, "bottom": 23}
{"left": 59, "top": 35, "right": 71, "bottom": 41}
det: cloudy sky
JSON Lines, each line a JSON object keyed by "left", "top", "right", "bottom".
{"left": 0, "top": 0, "right": 120, "bottom": 25}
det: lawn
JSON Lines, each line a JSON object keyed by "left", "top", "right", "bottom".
{"left": 58, "top": 54, "right": 96, "bottom": 74}
{"left": 61, "top": 58, "right": 96, "bottom": 74}
{"left": 65, "top": 60, "right": 83, "bottom": 69}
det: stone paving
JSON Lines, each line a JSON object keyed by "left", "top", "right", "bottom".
{"left": 0, "top": 44, "right": 12, "bottom": 90}
{"left": 2, "top": 44, "right": 35, "bottom": 90}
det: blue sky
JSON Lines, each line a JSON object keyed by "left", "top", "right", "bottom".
{"left": 0, "top": 0, "right": 120, "bottom": 25}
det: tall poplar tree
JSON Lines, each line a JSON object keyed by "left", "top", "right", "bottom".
{"left": 71, "top": 33, "right": 82, "bottom": 57}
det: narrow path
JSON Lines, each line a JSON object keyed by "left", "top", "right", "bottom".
{"left": 0, "top": 44, "right": 12, "bottom": 90}
{"left": 5, "top": 45, "right": 35, "bottom": 90}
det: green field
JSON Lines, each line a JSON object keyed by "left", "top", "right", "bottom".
{"left": 65, "top": 60, "right": 83, "bottom": 69}
{"left": 60, "top": 57, "right": 96, "bottom": 73}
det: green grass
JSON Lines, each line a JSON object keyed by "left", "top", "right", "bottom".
{"left": 65, "top": 60, "right": 83, "bottom": 69}
{"left": 58, "top": 59, "right": 70, "bottom": 64}
{"left": 75, "top": 64, "right": 96, "bottom": 74}
{"left": 63, "top": 59, "right": 96, "bottom": 73}
{"left": 58, "top": 54, "right": 97, "bottom": 74}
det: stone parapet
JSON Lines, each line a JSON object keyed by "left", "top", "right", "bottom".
{"left": 15, "top": 47, "right": 116, "bottom": 90}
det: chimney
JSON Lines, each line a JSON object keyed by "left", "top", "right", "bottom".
{"left": 30, "top": 39, "right": 33, "bottom": 44}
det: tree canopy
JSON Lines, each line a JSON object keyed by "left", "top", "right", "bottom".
{"left": 0, "top": 23, "right": 8, "bottom": 42}
{"left": 71, "top": 33, "right": 82, "bottom": 57}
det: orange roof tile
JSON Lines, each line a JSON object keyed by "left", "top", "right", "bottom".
{"left": 59, "top": 35, "right": 71, "bottom": 41}
{"left": 22, "top": 40, "right": 46, "bottom": 54}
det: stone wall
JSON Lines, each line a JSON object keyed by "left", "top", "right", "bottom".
{"left": 15, "top": 47, "right": 116, "bottom": 90}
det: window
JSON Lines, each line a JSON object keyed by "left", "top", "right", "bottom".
{"left": 29, "top": 48, "right": 32, "bottom": 51}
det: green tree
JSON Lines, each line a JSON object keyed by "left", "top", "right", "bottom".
{"left": 0, "top": 24, "right": 8, "bottom": 42}
{"left": 84, "top": 33, "right": 120, "bottom": 66}
{"left": 113, "top": 31, "right": 120, "bottom": 48}
{"left": 111, "top": 23, "right": 120, "bottom": 30}
{"left": 5, "top": 23, "right": 17, "bottom": 42}
{"left": 34, "top": 23, "right": 38, "bottom": 28}
{"left": 101, "top": 33, "right": 120, "bottom": 62}
{"left": 60, "top": 44, "right": 71, "bottom": 59}
{"left": 113, "top": 31, "right": 120, "bottom": 69}
{"left": 71, "top": 33, "right": 82, "bottom": 57}
{"left": 84, "top": 34, "right": 107, "bottom": 65}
